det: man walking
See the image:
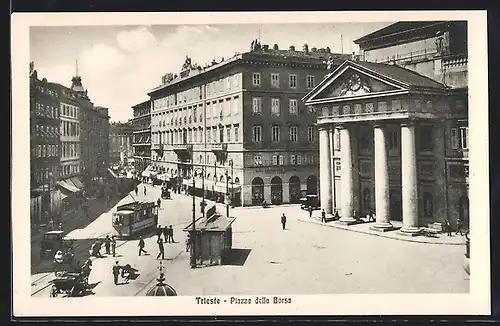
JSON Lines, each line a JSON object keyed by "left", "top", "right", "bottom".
{"left": 156, "top": 225, "right": 163, "bottom": 243}
{"left": 455, "top": 217, "right": 464, "bottom": 236}
{"left": 157, "top": 198, "right": 161, "bottom": 209}
{"left": 445, "top": 219, "right": 452, "bottom": 237}
{"left": 281, "top": 213, "right": 287, "bottom": 230}
{"left": 321, "top": 209, "right": 327, "bottom": 223}
{"left": 168, "top": 225, "right": 175, "bottom": 243}
{"left": 111, "top": 235, "right": 117, "bottom": 257}
{"left": 144, "top": 186, "right": 147, "bottom": 196}
{"left": 308, "top": 206, "right": 313, "bottom": 218}
{"left": 138, "top": 236, "right": 147, "bottom": 256}
{"left": 112, "top": 261, "right": 121, "bottom": 285}
{"left": 163, "top": 225, "right": 169, "bottom": 243}
{"left": 156, "top": 239, "right": 165, "bottom": 260}
{"left": 104, "top": 235, "right": 111, "bottom": 255}
{"left": 135, "top": 186, "right": 138, "bottom": 196}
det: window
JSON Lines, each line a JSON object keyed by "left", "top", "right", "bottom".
{"left": 254, "top": 155, "right": 262, "bottom": 165}
{"left": 271, "top": 73, "right": 280, "bottom": 88}
{"left": 389, "top": 130, "right": 399, "bottom": 150}
{"left": 234, "top": 74, "right": 239, "bottom": 88}
{"left": 308, "top": 126, "right": 315, "bottom": 142}
{"left": 289, "top": 74, "right": 297, "bottom": 88}
{"left": 226, "top": 126, "right": 231, "bottom": 142}
{"left": 207, "top": 129, "right": 212, "bottom": 143}
{"left": 289, "top": 126, "right": 298, "bottom": 142}
{"left": 289, "top": 99, "right": 298, "bottom": 115}
{"left": 252, "top": 126, "right": 262, "bottom": 142}
{"left": 451, "top": 127, "right": 459, "bottom": 149}
{"left": 297, "top": 154, "right": 302, "bottom": 165}
{"left": 291, "top": 154, "right": 296, "bottom": 165}
{"left": 226, "top": 77, "right": 231, "bottom": 90}
{"left": 252, "top": 97, "right": 262, "bottom": 114}
{"left": 307, "top": 75, "right": 315, "bottom": 89}
{"left": 272, "top": 155, "right": 278, "bottom": 165}
{"left": 234, "top": 125, "right": 239, "bottom": 142}
{"left": 252, "top": 73, "right": 261, "bottom": 86}
{"left": 271, "top": 98, "right": 280, "bottom": 115}
{"left": 459, "top": 126, "right": 469, "bottom": 149}
{"left": 271, "top": 126, "right": 280, "bottom": 142}
{"left": 419, "top": 125, "right": 433, "bottom": 151}
{"left": 206, "top": 103, "right": 211, "bottom": 118}
{"left": 279, "top": 155, "right": 284, "bottom": 165}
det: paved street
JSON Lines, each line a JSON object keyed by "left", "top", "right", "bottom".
{"left": 32, "top": 182, "right": 469, "bottom": 297}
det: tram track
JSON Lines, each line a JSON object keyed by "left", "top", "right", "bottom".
{"left": 31, "top": 232, "right": 132, "bottom": 297}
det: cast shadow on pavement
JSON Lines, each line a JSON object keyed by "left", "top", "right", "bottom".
{"left": 223, "top": 248, "right": 252, "bottom": 266}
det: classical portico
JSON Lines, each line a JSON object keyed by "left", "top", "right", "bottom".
{"left": 304, "top": 60, "right": 456, "bottom": 234}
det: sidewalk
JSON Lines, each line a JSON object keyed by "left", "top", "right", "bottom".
{"left": 298, "top": 216, "right": 466, "bottom": 245}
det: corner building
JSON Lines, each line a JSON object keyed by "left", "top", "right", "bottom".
{"left": 131, "top": 100, "right": 151, "bottom": 177}
{"left": 148, "top": 44, "right": 349, "bottom": 206}
{"left": 303, "top": 21, "right": 468, "bottom": 233}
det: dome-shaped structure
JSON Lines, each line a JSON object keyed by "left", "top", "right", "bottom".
{"left": 145, "top": 273, "right": 178, "bottom": 296}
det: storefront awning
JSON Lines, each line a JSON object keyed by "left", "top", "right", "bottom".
{"left": 184, "top": 178, "right": 241, "bottom": 193}
{"left": 70, "top": 177, "right": 85, "bottom": 189}
{"left": 141, "top": 165, "right": 152, "bottom": 177}
{"left": 57, "top": 180, "right": 80, "bottom": 193}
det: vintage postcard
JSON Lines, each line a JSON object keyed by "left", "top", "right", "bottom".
{"left": 11, "top": 11, "right": 490, "bottom": 317}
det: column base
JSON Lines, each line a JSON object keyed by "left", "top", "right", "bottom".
{"left": 398, "top": 226, "right": 422, "bottom": 237}
{"left": 337, "top": 217, "right": 362, "bottom": 226}
{"left": 370, "top": 222, "right": 396, "bottom": 232}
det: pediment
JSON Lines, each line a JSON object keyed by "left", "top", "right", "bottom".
{"left": 304, "top": 62, "right": 408, "bottom": 103}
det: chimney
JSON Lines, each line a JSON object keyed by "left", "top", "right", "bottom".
{"left": 289, "top": 45, "right": 295, "bottom": 51}
{"left": 311, "top": 47, "right": 317, "bottom": 53}
{"left": 263, "top": 44, "right": 269, "bottom": 51}
{"left": 273, "top": 44, "right": 279, "bottom": 50}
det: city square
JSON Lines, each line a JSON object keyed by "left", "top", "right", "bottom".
{"left": 27, "top": 19, "right": 472, "bottom": 301}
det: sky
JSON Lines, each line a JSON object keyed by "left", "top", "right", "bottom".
{"left": 30, "top": 22, "right": 392, "bottom": 123}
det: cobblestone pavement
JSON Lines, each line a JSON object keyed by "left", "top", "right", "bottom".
{"left": 33, "top": 185, "right": 469, "bottom": 297}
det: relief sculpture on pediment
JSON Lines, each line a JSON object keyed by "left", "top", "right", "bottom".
{"left": 339, "top": 73, "right": 372, "bottom": 97}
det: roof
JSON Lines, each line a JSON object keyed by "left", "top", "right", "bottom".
{"left": 183, "top": 215, "right": 236, "bottom": 232}
{"left": 354, "top": 21, "right": 447, "bottom": 44}
{"left": 352, "top": 60, "right": 446, "bottom": 89}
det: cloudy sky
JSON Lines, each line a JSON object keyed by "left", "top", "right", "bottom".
{"left": 30, "top": 22, "right": 392, "bottom": 122}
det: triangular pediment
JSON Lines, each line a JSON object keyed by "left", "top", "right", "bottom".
{"left": 303, "top": 61, "right": 408, "bottom": 103}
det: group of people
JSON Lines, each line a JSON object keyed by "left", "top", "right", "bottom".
{"left": 136, "top": 225, "right": 176, "bottom": 260}
{"left": 444, "top": 217, "right": 466, "bottom": 236}
{"left": 89, "top": 235, "right": 118, "bottom": 258}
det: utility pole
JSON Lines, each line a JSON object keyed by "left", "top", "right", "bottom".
{"left": 225, "top": 167, "right": 229, "bottom": 218}
{"left": 341, "top": 34, "right": 344, "bottom": 54}
{"left": 191, "top": 175, "right": 196, "bottom": 268}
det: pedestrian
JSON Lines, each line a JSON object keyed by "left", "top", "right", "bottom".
{"left": 111, "top": 235, "right": 117, "bottom": 257}
{"left": 281, "top": 213, "right": 287, "bottom": 230}
{"left": 144, "top": 186, "right": 147, "bottom": 196}
{"left": 48, "top": 218, "right": 54, "bottom": 231}
{"left": 163, "top": 225, "right": 169, "bottom": 243}
{"left": 135, "top": 186, "right": 138, "bottom": 196}
{"left": 334, "top": 210, "right": 340, "bottom": 220}
{"left": 156, "top": 225, "right": 163, "bottom": 243}
{"left": 138, "top": 236, "right": 147, "bottom": 256}
{"left": 104, "top": 235, "right": 111, "bottom": 255}
{"left": 112, "top": 261, "right": 121, "bottom": 285}
{"left": 321, "top": 209, "right": 327, "bottom": 223}
{"left": 156, "top": 239, "right": 165, "bottom": 260}
{"left": 455, "top": 218, "right": 464, "bottom": 235}
{"left": 186, "top": 234, "right": 191, "bottom": 252}
{"left": 369, "top": 209, "right": 375, "bottom": 222}
{"left": 308, "top": 206, "right": 313, "bottom": 218}
{"left": 445, "top": 219, "right": 452, "bottom": 237}
{"left": 157, "top": 198, "right": 161, "bottom": 209}
{"left": 58, "top": 222, "right": 63, "bottom": 231}
{"left": 168, "top": 225, "right": 175, "bottom": 243}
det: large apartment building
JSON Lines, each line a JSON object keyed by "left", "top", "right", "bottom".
{"left": 131, "top": 99, "right": 151, "bottom": 177}
{"left": 109, "top": 121, "right": 134, "bottom": 167}
{"left": 304, "top": 21, "right": 468, "bottom": 233}
{"left": 146, "top": 42, "right": 350, "bottom": 206}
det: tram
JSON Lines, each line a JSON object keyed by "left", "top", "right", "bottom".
{"left": 112, "top": 200, "right": 158, "bottom": 238}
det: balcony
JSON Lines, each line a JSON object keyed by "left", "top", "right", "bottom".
{"left": 172, "top": 143, "right": 193, "bottom": 153}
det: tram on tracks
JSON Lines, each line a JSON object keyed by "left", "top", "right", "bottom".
{"left": 112, "top": 200, "right": 158, "bottom": 238}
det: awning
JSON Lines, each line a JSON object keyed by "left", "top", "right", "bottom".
{"left": 57, "top": 180, "right": 80, "bottom": 193}
{"left": 60, "top": 192, "right": 68, "bottom": 200}
{"left": 158, "top": 174, "right": 170, "bottom": 181}
{"left": 108, "top": 168, "right": 119, "bottom": 179}
{"left": 70, "top": 177, "right": 85, "bottom": 189}
{"left": 141, "top": 165, "right": 152, "bottom": 177}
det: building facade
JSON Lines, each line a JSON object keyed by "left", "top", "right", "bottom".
{"left": 303, "top": 21, "right": 468, "bottom": 233}
{"left": 109, "top": 121, "right": 134, "bottom": 167}
{"left": 147, "top": 42, "right": 350, "bottom": 206}
{"left": 131, "top": 99, "right": 151, "bottom": 175}
{"left": 29, "top": 67, "right": 62, "bottom": 226}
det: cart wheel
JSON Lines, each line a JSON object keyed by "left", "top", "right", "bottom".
{"left": 50, "top": 285, "right": 58, "bottom": 297}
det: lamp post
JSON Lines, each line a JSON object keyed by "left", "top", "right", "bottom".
{"left": 229, "top": 159, "right": 234, "bottom": 207}
{"left": 190, "top": 174, "right": 196, "bottom": 268}
{"left": 225, "top": 167, "right": 229, "bottom": 218}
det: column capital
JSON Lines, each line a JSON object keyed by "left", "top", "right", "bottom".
{"left": 317, "top": 124, "right": 331, "bottom": 132}
{"left": 336, "top": 123, "right": 349, "bottom": 130}
{"left": 400, "top": 119, "right": 416, "bottom": 128}
{"left": 373, "top": 123, "right": 387, "bottom": 130}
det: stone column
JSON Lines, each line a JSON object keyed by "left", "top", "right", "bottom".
{"left": 338, "top": 125, "right": 356, "bottom": 224}
{"left": 319, "top": 125, "right": 333, "bottom": 214}
{"left": 328, "top": 127, "right": 336, "bottom": 213}
{"left": 400, "top": 121, "right": 420, "bottom": 235}
{"left": 371, "top": 124, "right": 393, "bottom": 231}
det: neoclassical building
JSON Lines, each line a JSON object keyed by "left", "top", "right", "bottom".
{"left": 303, "top": 21, "right": 468, "bottom": 234}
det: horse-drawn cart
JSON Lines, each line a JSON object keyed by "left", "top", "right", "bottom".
{"left": 49, "top": 272, "right": 91, "bottom": 298}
